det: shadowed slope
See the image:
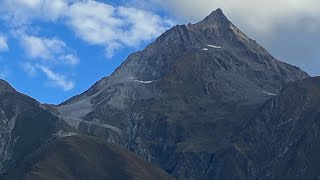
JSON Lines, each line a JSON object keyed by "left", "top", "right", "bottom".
{"left": 56, "top": 9, "right": 309, "bottom": 179}
{"left": 3, "top": 135, "right": 174, "bottom": 180}
{"left": 229, "top": 77, "right": 320, "bottom": 180}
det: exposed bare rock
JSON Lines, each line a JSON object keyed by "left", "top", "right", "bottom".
{"left": 56, "top": 9, "right": 309, "bottom": 180}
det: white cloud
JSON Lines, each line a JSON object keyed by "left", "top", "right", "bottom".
{"left": 21, "top": 35, "right": 64, "bottom": 59}
{"left": 0, "top": 69, "right": 9, "bottom": 79}
{"left": 66, "top": 0, "right": 174, "bottom": 57}
{"left": 0, "top": 0, "right": 69, "bottom": 25}
{"left": 22, "top": 62, "right": 76, "bottom": 90}
{"left": 22, "top": 62, "right": 37, "bottom": 77}
{"left": 129, "top": 0, "right": 320, "bottom": 75}
{"left": 139, "top": 0, "right": 320, "bottom": 33}
{"left": 58, "top": 54, "right": 79, "bottom": 65}
{"left": 20, "top": 34, "right": 79, "bottom": 65}
{"left": 17, "top": 32, "right": 78, "bottom": 91}
{"left": 0, "top": 0, "right": 173, "bottom": 58}
{"left": 0, "top": 71, "right": 8, "bottom": 79}
{"left": 0, "top": 36, "right": 9, "bottom": 52}
{"left": 0, "top": 0, "right": 176, "bottom": 92}
{"left": 36, "top": 65, "right": 75, "bottom": 91}
{"left": 117, "top": 6, "right": 173, "bottom": 46}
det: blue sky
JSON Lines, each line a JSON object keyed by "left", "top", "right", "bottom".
{"left": 0, "top": 0, "right": 319, "bottom": 104}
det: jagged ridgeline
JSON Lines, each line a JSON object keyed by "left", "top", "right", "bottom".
{"left": 55, "top": 8, "right": 309, "bottom": 180}
{"left": 1, "top": 8, "right": 319, "bottom": 180}
{"left": 0, "top": 82, "right": 173, "bottom": 179}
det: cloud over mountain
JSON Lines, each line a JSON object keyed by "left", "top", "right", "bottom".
{"left": 0, "top": 0, "right": 173, "bottom": 57}
{"left": 133, "top": 0, "right": 320, "bottom": 75}
{"left": 0, "top": 0, "right": 174, "bottom": 92}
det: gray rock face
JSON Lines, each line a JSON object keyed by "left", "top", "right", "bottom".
{"left": 234, "top": 77, "right": 320, "bottom": 180}
{"left": 57, "top": 9, "right": 309, "bottom": 179}
{"left": 0, "top": 80, "right": 73, "bottom": 174}
{"left": 0, "top": 81, "right": 174, "bottom": 180}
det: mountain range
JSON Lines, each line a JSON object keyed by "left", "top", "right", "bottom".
{"left": 0, "top": 8, "right": 319, "bottom": 180}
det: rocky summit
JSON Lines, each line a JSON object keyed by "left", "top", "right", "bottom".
{"left": 55, "top": 8, "right": 309, "bottom": 179}
{"left": 0, "top": 8, "right": 318, "bottom": 180}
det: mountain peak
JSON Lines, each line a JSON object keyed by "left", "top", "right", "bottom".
{"left": 0, "top": 79, "right": 15, "bottom": 92}
{"left": 208, "top": 8, "right": 224, "bottom": 17}
{"left": 200, "top": 8, "right": 229, "bottom": 26}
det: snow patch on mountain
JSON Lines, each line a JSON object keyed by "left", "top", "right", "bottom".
{"left": 262, "top": 91, "right": 277, "bottom": 96}
{"left": 129, "top": 77, "right": 154, "bottom": 84}
{"left": 136, "top": 80, "right": 154, "bottom": 84}
{"left": 207, "top": 44, "right": 222, "bottom": 49}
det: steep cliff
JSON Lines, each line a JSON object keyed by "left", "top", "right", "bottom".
{"left": 57, "top": 9, "right": 309, "bottom": 179}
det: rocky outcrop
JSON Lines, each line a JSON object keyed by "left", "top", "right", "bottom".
{"left": 0, "top": 80, "right": 73, "bottom": 172}
{"left": 1, "top": 8, "right": 318, "bottom": 180}
{"left": 56, "top": 9, "right": 309, "bottom": 179}
{"left": 0, "top": 80, "right": 174, "bottom": 180}
{"left": 229, "top": 77, "right": 320, "bottom": 180}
